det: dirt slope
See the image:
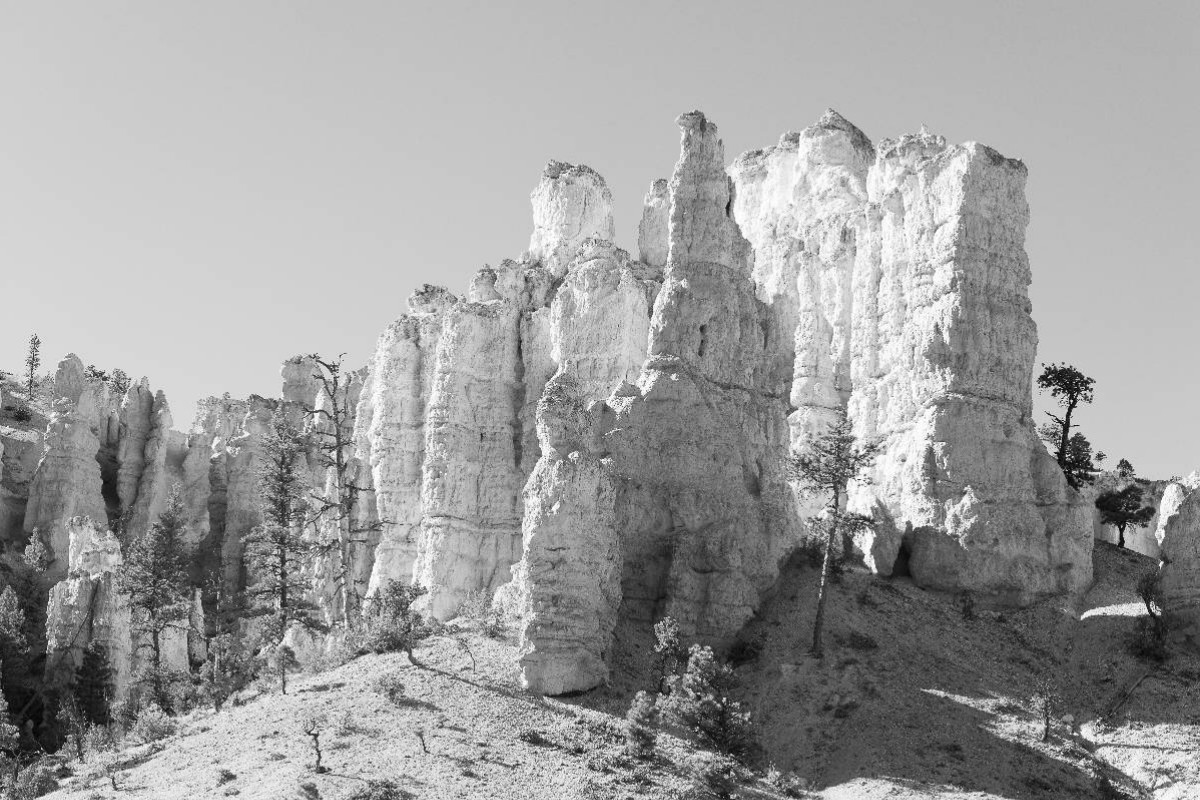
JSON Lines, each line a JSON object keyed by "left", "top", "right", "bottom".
{"left": 39, "top": 542, "right": 1200, "bottom": 800}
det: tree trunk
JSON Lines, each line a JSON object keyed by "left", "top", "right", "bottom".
{"left": 811, "top": 517, "right": 838, "bottom": 658}
{"left": 1056, "top": 400, "right": 1076, "bottom": 468}
{"left": 1117, "top": 524, "right": 1126, "bottom": 548}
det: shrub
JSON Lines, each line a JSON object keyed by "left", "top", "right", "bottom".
{"left": 364, "top": 581, "right": 430, "bottom": 660}
{"left": 373, "top": 673, "right": 407, "bottom": 706}
{"left": 625, "top": 690, "right": 658, "bottom": 759}
{"left": 9, "top": 404, "right": 32, "bottom": 423}
{"left": 959, "top": 591, "right": 976, "bottom": 621}
{"left": 687, "top": 754, "right": 740, "bottom": 800}
{"left": 345, "top": 780, "right": 417, "bottom": 800}
{"left": 661, "top": 645, "right": 753, "bottom": 759}
{"left": 129, "top": 703, "right": 176, "bottom": 744}
{"left": 518, "top": 728, "right": 554, "bottom": 747}
{"left": 298, "top": 712, "right": 328, "bottom": 773}
{"left": 10, "top": 760, "right": 58, "bottom": 799}
{"left": 765, "top": 763, "right": 808, "bottom": 797}
{"left": 1128, "top": 617, "right": 1167, "bottom": 661}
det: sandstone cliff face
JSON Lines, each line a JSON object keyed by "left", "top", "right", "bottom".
{"left": 21, "top": 108, "right": 1093, "bottom": 702}
{"left": 44, "top": 516, "right": 134, "bottom": 704}
{"left": 1155, "top": 479, "right": 1200, "bottom": 628}
{"left": 516, "top": 112, "right": 796, "bottom": 693}
{"left": 731, "top": 116, "right": 1092, "bottom": 603}
{"left": 24, "top": 356, "right": 113, "bottom": 581}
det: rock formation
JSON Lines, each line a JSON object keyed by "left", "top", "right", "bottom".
{"left": 10, "top": 107, "right": 1097, "bottom": 703}
{"left": 731, "top": 114, "right": 1092, "bottom": 602}
{"left": 1154, "top": 477, "right": 1200, "bottom": 629}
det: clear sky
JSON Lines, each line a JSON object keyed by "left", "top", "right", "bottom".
{"left": 1, "top": 1, "right": 1196, "bottom": 476}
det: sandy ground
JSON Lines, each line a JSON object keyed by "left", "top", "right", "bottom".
{"left": 38, "top": 542, "right": 1200, "bottom": 800}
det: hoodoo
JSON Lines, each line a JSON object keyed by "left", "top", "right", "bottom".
{"left": 8, "top": 109, "right": 1094, "bottom": 699}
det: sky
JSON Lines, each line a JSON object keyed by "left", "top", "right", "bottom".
{"left": 0, "top": 1, "right": 1196, "bottom": 477}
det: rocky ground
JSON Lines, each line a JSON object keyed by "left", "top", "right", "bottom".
{"left": 37, "top": 542, "right": 1199, "bottom": 800}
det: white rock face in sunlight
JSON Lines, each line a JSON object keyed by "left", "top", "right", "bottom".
{"left": 21, "top": 107, "right": 1096, "bottom": 699}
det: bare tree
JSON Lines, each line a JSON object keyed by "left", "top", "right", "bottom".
{"left": 788, "top": 410, "right": 881, "bottom": 657}
{"left": 303, "top": 354, "right": 380, "bottom": 624}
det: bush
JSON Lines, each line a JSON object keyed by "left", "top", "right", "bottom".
{"left": 1128, "top": 617, "right": 1167, "bottom": 661}
{"left": 9, "top": 404, "right": 32, "bottom": 423}
{"left": 363, "top": 581, "right": 430, "bottom": 659}
{"left": 625, "top": 690, "right": 658, "bottom": 759}
{"left": 764, "top": 763, "right": 809, "bottom": 797}
{"left": 10, "top": 759, "right": 59, "bottom": 799}
{"left": 129, "top": 703, "right": 176, "bottom": 744}
{"left": 345, "top": 779, "right": 417, "bottom": 800}
{"left": 373, "top": 673, "right": 407, "bottom": 706}
{"left": 687, "top": 754, "right": 740, "bottom": 799}
{"left": 661, "top": 646, "right": 753, "bottom": 759}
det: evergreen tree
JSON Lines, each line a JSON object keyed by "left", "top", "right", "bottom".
{"left": 73, "top": 642, "right": 113, "bottom": 725}
{"left": 1036, "top": 363, "right": 1097, "bottom": 488}
{"left": 1096, "top": 484, "right": 1156, "bottom": 548}
{"left": 116, "top": 487, "right": 192, "bottom": 707}
{"left": 788, "top": 410, "right": 881, "bottom": 657}
{"left": 1115, "top": 458, "right": 1136, "bottom": 480}
{"left": 23, "top": 334, "right": 40, "bottom": 401}
{"left": 110, "top": 368, "right": 131, "bottom": 397}
{"left": 244, "top": 406, "right": 323, "bottom": 645}
{"left": 0, "top": 678, "right": 19, "bottom": 782}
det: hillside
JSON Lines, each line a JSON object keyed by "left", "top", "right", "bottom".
{"left": 37, "top": 542, "right": 1199, "bottom": 800}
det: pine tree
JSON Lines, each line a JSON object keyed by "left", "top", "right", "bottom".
{"left": 116, "top": 487, "right": 192, "bottom": 707}
{"left": 1036, "top": 363, "right": 1098, "bottom": 488}
{"left": 23, "top": 334, "right": 41, "bottom": 401}
{"left": 244, "top": 406, "right": 323, "bottom": 646}
{"left": 73, "top": 642, "right": 114, "bottom": 725}
{"left": 1096, "top": 484, "right": 1156, "bottom": 548}
{"left": 788, "top": 410, "right": 881, "bottom": 657}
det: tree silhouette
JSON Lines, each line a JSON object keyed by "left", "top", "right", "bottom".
{"left": 1095, "top": 484, "right": 1156, "bottom": 548}
{"left": 1036, "top": 363, "right": 1097, "bottom": 488}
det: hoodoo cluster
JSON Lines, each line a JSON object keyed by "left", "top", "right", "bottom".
{"left": 9, "top": 109, "right": 1198, "bottom": 702}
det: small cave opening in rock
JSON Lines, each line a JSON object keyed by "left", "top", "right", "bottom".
{"left": 94, "top": 444, "right": 122, "bottom": 531}
{"left": 891, "top": 539, "right": 913, "bottom": 578}
{"left": 697, "top": 324, "right": 708, "bottom": 358}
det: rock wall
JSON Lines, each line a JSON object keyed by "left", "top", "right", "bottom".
{"left": 731, "top": 114, "right": 1092, "bottom": 603}
{"left": 14, "top": 107, "right": 1097, "bottom": 701}
{"left": 1154, "top": 477, "right": 1200, "bottom": 629}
